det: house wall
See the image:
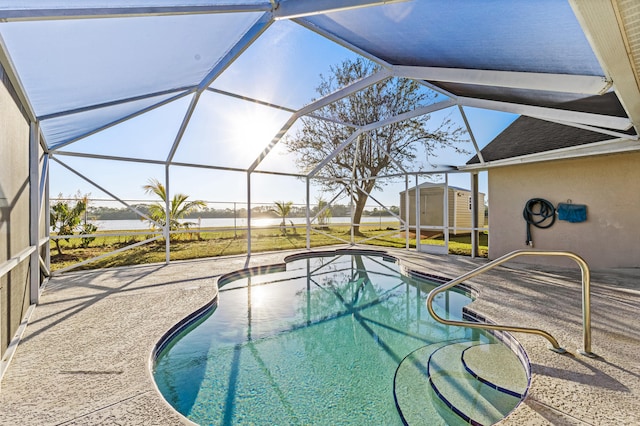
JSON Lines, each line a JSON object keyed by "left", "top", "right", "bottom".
{"left": 0, "top": 67, "right": 31, "bottom": 359}
{"left": 488, "top": 152, "right": 640, "bottom": 269}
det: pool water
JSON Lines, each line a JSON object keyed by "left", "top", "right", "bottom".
{"left": 153, "top": 253, "right": 526, "bottom": 425}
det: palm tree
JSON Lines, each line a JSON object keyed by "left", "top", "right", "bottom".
{"left": 142, "top": 178, "right": 206, "bottom": 237}
{"left": 271, "top": 200, "right": 293, "bottom": 235}
{"left": 50, "top": 195, "right": 87, "bottom": 255}
{"left": 315, "top": 198, "right": 332, "bottom": 229}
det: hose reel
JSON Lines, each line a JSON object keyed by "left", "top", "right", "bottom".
{"left": 523, "top": 198, "right": 556, "bottom": 247}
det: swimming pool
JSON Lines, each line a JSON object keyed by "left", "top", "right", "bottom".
{"left": 153, "top": 251, "right": 529, "bottom": 425}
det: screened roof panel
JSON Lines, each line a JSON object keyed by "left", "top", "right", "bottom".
{"left": 210, "top": 19, "right": 367, "bottom": 110}
{"left": 54, "top": 94, "right": 194, "bottom": 161}
{"left": 41, "top": 91, "right": 191, "bottom": 147}
{"left": 301, "top": 0, "right": 604, "bottom": 75}
{"left": 313, "top": 76, "right": 449, "bottom": 125}
{"left": 1, "top": 0, "right": 637, "bottom": 173}
{"left": 50, "top": 155, "right": 166, "bottom": 201}
{"left": 173, "top": 90, "right": 292, "bottom": 169}
{"left": 255, "top": 119, "right": 332, "bottom": 175}
{"left": 0, "top": 12, "right": 263, "bottom": 117}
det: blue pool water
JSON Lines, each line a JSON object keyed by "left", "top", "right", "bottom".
{"left": 153, "top": 252, "right": 526, "bottom": 425}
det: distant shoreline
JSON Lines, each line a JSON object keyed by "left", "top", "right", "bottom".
{"left": 87, "top": 216, "right": 401, "bottom": 231}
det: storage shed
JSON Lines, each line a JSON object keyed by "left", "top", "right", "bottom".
{"left": 399, "top": 183, "right": 485, "bottom": 236}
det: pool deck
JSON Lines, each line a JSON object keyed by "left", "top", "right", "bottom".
{"left": 1, "top": 247, "right": 639, "bottom": 425}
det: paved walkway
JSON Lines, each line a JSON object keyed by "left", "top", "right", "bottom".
{"left": 0, "top": 247, "right": 638, "bottom": 425}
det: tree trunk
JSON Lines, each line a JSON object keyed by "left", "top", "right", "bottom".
{"left": 351, "top": 179, "right": 376, "bottom": 236}
{"left": 352, "top": 194, "right": 367, "bottom": 236}
{"left": 54, "top": 238, "right": 63, "bottom": 256}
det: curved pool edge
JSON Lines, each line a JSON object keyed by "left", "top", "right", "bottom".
{"left": 149, "top": 247, "right": 532, "bottom": 425}
{"left": 147, "top": 290, "right": 220, "bottom": 426}
{"left": 146, "top": 355, "right": 200, "bottom": 426}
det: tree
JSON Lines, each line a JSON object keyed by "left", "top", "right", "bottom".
{"left": 50, "top": 192, "right": 89, "bottom": 255}
{"left": 314, "top": 198, "right": 332, "bottom": 229}
{"left": 142, "top": 178, "right": 206, "bottom": 237}
{"left": 271, "top": 200, "right": 293, "bottom": 235}
{"left": 285, "top": 58, "right": 466, "bottom": 234}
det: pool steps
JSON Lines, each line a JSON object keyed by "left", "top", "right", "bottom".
{"left": 395, "top": 340, "right": 528, "bottom": 426}
{"left": 461, "top": 343, "right": 528, "bottom": 399}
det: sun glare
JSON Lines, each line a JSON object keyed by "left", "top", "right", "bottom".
{"left": 226, "top": 105, "right": 287, "bottom": 158}
{"left": 249, "top": 284, "right": 267, "bottom": 308}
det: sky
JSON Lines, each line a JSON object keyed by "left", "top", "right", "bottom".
{"left": 41, "top": 16, "right": 518, "bottom": 211}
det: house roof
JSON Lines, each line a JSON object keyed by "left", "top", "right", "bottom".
{"left": 466, "top": 115, "right": 616, "bottom": 164}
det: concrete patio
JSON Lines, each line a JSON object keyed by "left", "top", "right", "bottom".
{"left": 0, "top": 248, "right": 638, "bottom": 425}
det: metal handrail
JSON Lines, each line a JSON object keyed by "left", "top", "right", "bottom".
{"left": 426, "top": 249, "right": 595, "bottom": 357}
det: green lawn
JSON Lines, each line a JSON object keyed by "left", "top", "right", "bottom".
{"left": 49, "top": 225, "right": 488, "bottom": 271}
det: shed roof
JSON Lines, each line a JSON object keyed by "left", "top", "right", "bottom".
{"left": 400, "top": 182, "right": 485, "bottom": 195}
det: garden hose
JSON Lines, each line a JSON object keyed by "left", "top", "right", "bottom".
{"left": 523, "top": 198, "right": 556, "bottom": 247}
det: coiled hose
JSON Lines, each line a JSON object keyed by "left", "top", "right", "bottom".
{"left": 523, "top": 198, "right": 556, "bottom": 246}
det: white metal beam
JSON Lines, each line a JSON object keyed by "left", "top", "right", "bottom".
{"left": 38, "top": 87, "right": 194, "bottom": 121}
{"left": 353, "top": 181, "right": 403, "bottom": 223}
{"left": 308, "top": 130, "right": 363, "bottom": 178}
{"left": 205, "top": 88, "right": 360, "bottom": 130}
{"left": 248, "top": 69, "right": 391, "bottom": 173}
{"left": 0, "top": 3, "right": 272, "bottom": 22}
{"left": 298, "top": 69, "right": 393, "bottom": 116}
{"left": 29, "top": 121, "right": 40, "bottom": 304}
{"left": 275, "top": 0, "right": 409, "bottom": 20}
{"left": 369, "top": 136, "right": 407, "bottom": 173}
{"left": 308, "top": 99, "right": 456, "bottom": 179}
{"left": 310, "top": 188, "right": 346, "bottom": 224}
{"left": 542, "top": 119, "right": 638, "bottom": 141}
{"left": 360, "top": 99, "right": 456, "bottom": 132}
{"left": 206, "top": 87, "right": 297, "bottom": 113}
{"left": 48, "top": 90, "right": 194, "bottom": 152}
{"left": 394, "top": 65, "right": 612, "bottom": 95}
{"left": 0, "top": 246, "right": 36, "bottom": 280}
{"left": 54, "top": 150, "right": 166, "bottom": 166}
{"left": 197, "top": 13, "right": 273, "bottom": 91}
{"left": 50, "top": 156, "right": 163, "bottom": 228}
{"left": 52, "top": 150, "right": 307, "bottom": 178}
{"left": 164, "top": 165, "right": 170, "bottom": 264}
{"left": 460, "top": 137, "right": 640, "bottom": 171}
{"left": 458, "top": 105, "right": 484, "bottom": 164}
{"left": 166, "top": 13, "right": 273, "bottom": 164}
{"left": 38, "top": 154, "right": 48, "bottom": 214}
{"left": 166, "top": 92, "right": 201, "bottom": 163}
{"left": 53, "top": 236, "right": 161, "bottom": 275}
{"left": 0, "top": 32, "right": 36, "bottom": 122}
{"left": 569, "top": 0, "right": 640, "bottom": 134}
{"left": 458, "top": 96, "right": 632, "bottom": 130}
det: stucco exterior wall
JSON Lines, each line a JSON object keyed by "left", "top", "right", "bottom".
{"left": 488, "top": 152, "right": 640, "bottom": 269}
{"left": 0, "top": 74, "right": 31, "bottom": 358}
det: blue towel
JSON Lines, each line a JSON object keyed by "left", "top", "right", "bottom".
{"left": 557, "top": 203, "right": 587, "bottom": 223}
